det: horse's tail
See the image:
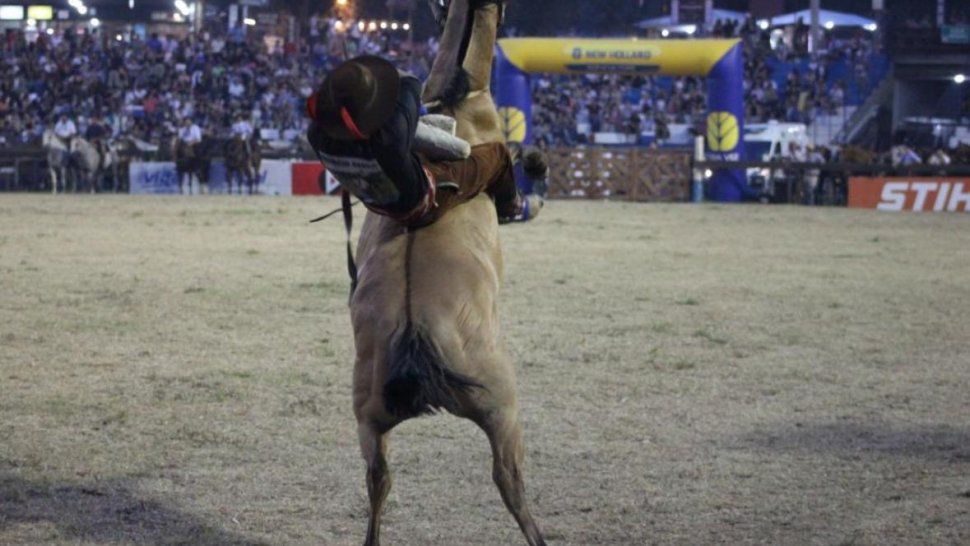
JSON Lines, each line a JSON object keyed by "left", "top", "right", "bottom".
{"left": 383, "top": 323, "right": 481, "bottom": 419}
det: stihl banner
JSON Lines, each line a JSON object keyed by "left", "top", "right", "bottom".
{"left": 848, "top": 178, "right": 970, "bottom": 212}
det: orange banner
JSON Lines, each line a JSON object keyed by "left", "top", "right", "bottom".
{"left": 848, "top": 177, "right": 970, "bottom": 212}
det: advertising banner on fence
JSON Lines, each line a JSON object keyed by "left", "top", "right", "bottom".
{"left": 129, "top": 162, "right": 180, "bottom": 194}
{"left": 130, "top": 160, "right": 293, "bottom": 195}
{"left": 848, "top": 177, "right": 970, "bottom": 212}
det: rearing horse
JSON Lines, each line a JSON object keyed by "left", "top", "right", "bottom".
{"left": 349, "top": 1, "right": 546, "bottom": 545}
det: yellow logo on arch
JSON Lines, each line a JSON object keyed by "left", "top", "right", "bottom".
{"left": 498, "top": 107, "right": 528, "bottom": 143}
{"left": 707, "top": 111, "right": 740, "bottom": 153}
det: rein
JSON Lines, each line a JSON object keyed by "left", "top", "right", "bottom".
{"left": 308, "top": 190, "right": 360, "bottom": 302}
{"left": 311, "top": 147, "right": 360, "bottom": 301}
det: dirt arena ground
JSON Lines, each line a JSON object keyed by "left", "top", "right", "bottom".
{"left": 1, "top": 195, "right": 968, "bottom": 545}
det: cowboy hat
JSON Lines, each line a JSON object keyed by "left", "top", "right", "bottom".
{"left": 307, "top": 56, "right": 401, "bottom": 141}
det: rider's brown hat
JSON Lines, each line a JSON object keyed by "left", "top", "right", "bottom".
{"left": 307, "top": 56, "right": 401, "bottom": 141}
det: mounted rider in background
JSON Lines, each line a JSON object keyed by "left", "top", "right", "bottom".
{"left": 231, "top": 114, "right": 254, "bottom": 156}
{"left": 85, "top": 114, "right": 110, "bottom": 170}
{"left": 53, "top": 114, "right": 77, "bottom": 148}
{"left": 178, "top": 117, "right": 203, "bottom": 149}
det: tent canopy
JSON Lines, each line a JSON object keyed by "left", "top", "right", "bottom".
{"left": 637, "top": 9, "right": 747, "bottom": 29}
{"left": 769, "top": 9, "right": 875, "bottom": 28}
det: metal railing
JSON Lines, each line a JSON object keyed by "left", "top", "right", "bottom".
{"left": 833, "top": 70, "right": 895, "bottom": 146}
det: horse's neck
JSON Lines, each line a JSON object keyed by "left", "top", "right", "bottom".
{"left": 45, "top": 134, "right": 66, "bottom": 151}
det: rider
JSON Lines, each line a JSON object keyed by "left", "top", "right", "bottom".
{"left": 53, "top": 114, "right": 77, "bottom": 148}
{"left": 85, "top": 114, "right": 110, "bottom": 168}
{"left": 231, "top": 114, "right": 254, "bottom": 156}
{"left": 306, "top": 55, "right": 525, "bottom": 227}
{"left": 178, "top": 117, "right": 203, "bottom": 154}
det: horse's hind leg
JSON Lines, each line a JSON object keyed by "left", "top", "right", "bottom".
{"left": 476, "top": 409, "right": 547, "bottom": 546}
{"left": 358, "top": 421, "right": 393, "bottom": 546}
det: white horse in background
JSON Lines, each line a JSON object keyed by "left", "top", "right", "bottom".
{"left": 70, "top": 137, "right": 116, "bottom": 193}
{"left": 42, "top": 129, "right": 72, "bottom": 194}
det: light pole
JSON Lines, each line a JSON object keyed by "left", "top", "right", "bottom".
{"left": 810, "top": 0, "right": 821, "bottom": 56}
{"left": 195, "top": 0, "right": 204, "bottom": 33}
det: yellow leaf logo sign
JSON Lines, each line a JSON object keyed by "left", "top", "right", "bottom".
{"left": 498, "top": 107, "right": 528, "bottom": 144}
{"left": 706, "top": 111, "right": 739, "bottom": 153}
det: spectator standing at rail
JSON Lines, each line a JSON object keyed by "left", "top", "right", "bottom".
{"left": 804, "top": 145, "right": 824, "bottom": 205}
{"left": 928, "top": 149, "right": 951, "bottom": 175}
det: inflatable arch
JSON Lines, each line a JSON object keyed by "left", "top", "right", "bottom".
{"left": 494, "top": 38, "right": 748, "bottom": 202}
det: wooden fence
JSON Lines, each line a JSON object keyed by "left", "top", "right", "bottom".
{"left": 545, "top": 148, "right": 692, "bottom": 202}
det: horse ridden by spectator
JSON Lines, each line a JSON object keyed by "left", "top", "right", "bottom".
{"left": 70, "top": 134, "right": 115, "bottom": 193}
{"left": 173, "top": 118, "right": 209, "bottom": 195}
{"left": 42, "top": 127, "right": 71, "bottom": 194}
{"left": 225, "top": 115, "right": 258, "bottom": 194}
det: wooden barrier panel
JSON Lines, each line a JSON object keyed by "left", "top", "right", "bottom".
{"left": 545, "top": 148, "right": 691, "bottom": 202}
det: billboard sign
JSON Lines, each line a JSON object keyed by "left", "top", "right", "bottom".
{"left": 26, "top": 5, "right": 53, "bottom": 20}
{"left": 848, "top": 177, "right": 970, "bottom": 212}
{"left": 130, "top": 160, "right": 293, "bottom": 196}
{"left": 0, "top": 5, "right": 25, "bottom": 20}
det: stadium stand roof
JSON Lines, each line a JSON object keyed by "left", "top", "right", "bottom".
{"left": 0, "top": 0, "right": 194, "bottom": 22}
{"left": 769, "top": 9, "right": 875, "bottom": 29}
{"left": 637, "top": 9, "right": 747, "bottom": 29}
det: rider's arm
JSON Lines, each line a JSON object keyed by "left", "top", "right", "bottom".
{"left": 367, "top": 75, "right": 431, "bottom": 214}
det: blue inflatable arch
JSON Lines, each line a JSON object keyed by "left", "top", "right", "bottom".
{"left": 493, "top": 38, "right": 747, "bottom": 202}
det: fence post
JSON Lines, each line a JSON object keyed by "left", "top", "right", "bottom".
{"left": 692, "top": 136, "right": 705, "bottom": 203}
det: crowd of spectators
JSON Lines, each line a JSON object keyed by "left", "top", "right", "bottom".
{"left": 529, "top": 18, "right": 881, "bottom": 147}
{"left": 0, "top": 14, "right": 887, "bottom": 152}
{"left": 0, "top": 19, "right": 437, "bottom": 148}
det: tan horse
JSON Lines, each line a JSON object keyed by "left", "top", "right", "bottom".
{"left": 349, "top": 1, "right": 546, "bottom": 545}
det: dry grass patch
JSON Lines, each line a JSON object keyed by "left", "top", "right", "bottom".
{"left": 1, "top": 195, "right": 969, "bottom": 545}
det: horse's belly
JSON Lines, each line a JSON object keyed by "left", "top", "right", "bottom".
{"left": 352, "top": 195, "right": 502, "bottom": 330}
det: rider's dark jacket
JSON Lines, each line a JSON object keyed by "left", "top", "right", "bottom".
{"left": 307, "top": 74, "right": 430, "bottom": 219}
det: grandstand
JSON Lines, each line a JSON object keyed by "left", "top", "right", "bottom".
{"left": 0, "top": 0, "right": 967, "bottom": 200}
